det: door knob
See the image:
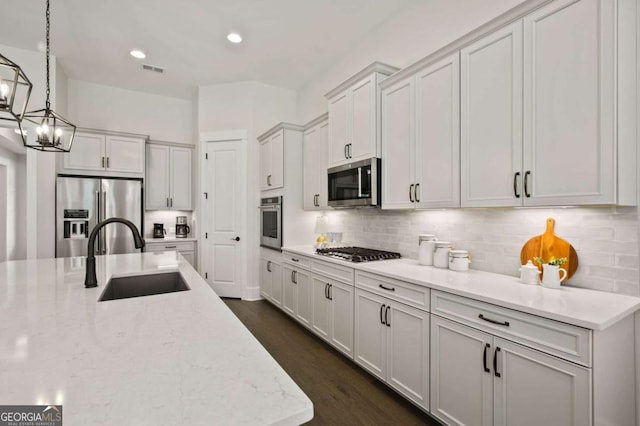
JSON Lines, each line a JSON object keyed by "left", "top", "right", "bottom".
{"left": 230, "top": 236, "right": 240, "bottom": 241}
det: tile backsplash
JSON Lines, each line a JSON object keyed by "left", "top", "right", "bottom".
{"left": 144, "top": 211, "right": 194, "bottom": 238}
{"left": 325, "top": 206, "right": 639, "bottom": 296}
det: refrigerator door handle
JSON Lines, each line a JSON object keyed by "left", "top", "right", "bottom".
{"left": 102, "top": 191, "right": 108, "bottom": 254}
{"left": 94, "top": 191, "right": 101, "bottom": 255}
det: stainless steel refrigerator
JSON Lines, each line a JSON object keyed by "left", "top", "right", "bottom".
{"left": 56, "top": 176, "right": 143, "bottom": 258}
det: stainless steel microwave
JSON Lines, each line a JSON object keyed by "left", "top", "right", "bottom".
{"left": 259, "top": 196, "right": 282, "bottom": 250}
{"left": 328, "top": 158, "right": 381, "bottom": 208}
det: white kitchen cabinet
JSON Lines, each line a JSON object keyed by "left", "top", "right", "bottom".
{"left": 462, "top": 0, "right": 620, "bottom": 207}
{"left": 282, "top": 264, "right": 297, "bottom": 317}
{"left": 381, "top": 53, "right": 460, "bottom": 209}
{"left": 259, "top": 130, "right": 284, "bottom": 191}
{"left": 354, "top": 288, "right": 430, "bottom": 411}
{"left": 325, "top": 62, "right": 398, "bottom": 168}
{"left": 311, "top": 275, "right": 354, "bottom": 357}
{"left": 430, "top": 315, "right": 590, "bottom": 426}
{"left": 146, "top": 143, "right": 193, "bottom": 210}
{"left": 282, "top": 264, "right": 311, "bottom": 327}
{"left": 61, "top": 131, "right": 146, "bottom": 177}
{"left": 260, "top": 256, "right": 282, "bottom": 306}
{"left": 145, "top": 240, "right": 196, "bottom": 268}
{"left": 303, "top": 114, "right": 329, "bottom": 211}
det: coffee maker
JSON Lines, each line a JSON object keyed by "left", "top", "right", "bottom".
{"left": 153, "top": 223, "right": 166, "bottom": 238}
{"left": 176, "top": 216, "right": 190, "bottom": 238}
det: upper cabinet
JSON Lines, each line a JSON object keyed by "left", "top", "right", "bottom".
{"left": 258, "top": 123, "right": 304, "bottom": 193}
{"left": 303, "top": 114, "right": 329, "bottom": 211}
{"left": 381, "top": 53, "right": 460, "bottom": 209}
{"left": 325, "top": 63, "right": 399, "bottom": 168}
{"left": 61, "top": 131, "right": 146, "bottom": 178}
{"left": 146, "top": 143, "right": 193, "bottom": 210}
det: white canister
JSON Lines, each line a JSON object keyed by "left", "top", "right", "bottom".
{"left": 449, "top": 250, "right": 471, "bottom": 272}
{"left": 433, "top": 242, "right": 453, "bottom": 269}
{"left": 418, "top": 234, "right": 437, "bottom": 266}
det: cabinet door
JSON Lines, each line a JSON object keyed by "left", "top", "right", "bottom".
{"left": 63, "top": 133, "right": 105, "bottom": 171}
{"left": 461, "top": 21, "right": 523, "bottom": 207}
{"left": 523, "top": 0, "right": 615, "bottom": 205}
{"left": 354, "top": 289, "right": 386, "bottom": 381}
{"left": 316, "top": 121, "right": 329, "bottom": 209}
{"left": 170, "top": 147, "right": 192, "bottom": 210}
{"left": 106, "top": 136, "right": 145, "bottom": 174}
{"left": 386, "top": 301, "right": 430, "bottom": 410}
{"left": 259, "top": 140, "right": 271, "bottom": 191}
{"left": 350, "top": 75, "right": 376, "bottom": 161}
{"left": 303, "top": 126, "right": 320, "bottom": 211}
{"left": 431, "top": 316, "right": 493, "bottom": 426}
{"left": 282, "top": 266, "right": 297, "bottom": 317}
{"left": 328, "top": 91, "right": 349, "bottom": 166}
{"left": 329, "top": 280, "right": 354, "bottom": 358}
{"left": 146, "top": 144, "right": 170, "bottom": 210}
{"left": 270, "top": 261, "right": 283, "bottom": 307}
{"left": 381, "top": 76, "right": 415, "bottom": 209}
{"left": 294, "top": 268, "right": 311, "bottom": 328}
{"left": 270, "top": 131, "right": 284, "bottom": 189}
{"left": 311, "top": 276, "right": 331, "bottom": 341}
{"left": 260, "top": 258, "right": 272, "bottom": 300}
{"left": 415, "top": 53, "right": 460, "bottom": 208}
{"left": 493, "top": 338, "right": 591, "bottom": 426}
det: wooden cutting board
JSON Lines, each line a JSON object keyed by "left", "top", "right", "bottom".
{"left": 520, "top": 218, "right": 578, "bottom": 281}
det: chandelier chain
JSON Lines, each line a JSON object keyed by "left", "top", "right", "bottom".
{"left": 45, "top": 0, "right": 51, "bottom": 109}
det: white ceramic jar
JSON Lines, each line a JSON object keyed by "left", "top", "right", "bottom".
{"left": 449, "top": 250, "right": 470, "bottom": 272}
{"left": 433, "top": 241, "right": 453, "bottom": 268}
{"left": 418, "top": 234, "right": 437, "bottom": 266}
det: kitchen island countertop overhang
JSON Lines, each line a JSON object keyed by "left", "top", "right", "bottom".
{"left": 0, "top": 252, "right": 313, "bottom": 425}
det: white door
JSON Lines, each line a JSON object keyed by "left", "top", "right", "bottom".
{"left": 461, "top": 21, "right": 523, "bottom": 207}
{"left": 270, "top": 131, "right": 284, "bottom": 189}
{"left": 259, "top": 258, "right": 272, "bottom": 300}
{"left": 415, "top": 53, "right": 460, "bottom": 208}
{"left": 354, "top": 289, "right": 387, "bottom": 381}
{"left": 106, "top": 135, "right": 145, "bottom": 174}
{"left": 381, "top": 76, "right": 415, "bottom": 209}
{"left": 493, "top": 338, "right": 591, "bottom": 426}
{"left": 328, "top": 91, "right": 349, "bottom": 166}
{"left": 431, "top": 316, "right": 493, "bottom": 426}
{"left": 170, "top": 147, "right": 192, "bottom": 210}
{"left": 311, "top": 276, "right": 331, "bottom": 341}
{"left": 350, "top": 75, "right": 376, "bottom": 161}
{"left": 303, "top": 126, "right": 320, "bottom": 210}
{"left": 145, "top": 144, "right": 170, "bottom": 209}
{"left": 386, "top": 301, "right": 430, "bottom": 410}
{"left": 63, "top": 132, "right": 105, "bottom": 171}
{"left": 282, "top": 265, "right": 297, "bottom": 317}
{"left": 523, "top": 0, "right": 615, "bottom": 205}
{"left": 203, "top": 140, "right": 246, "bottom": 298}
{"left": 294, "top": 268, "right": 311, "bottom": 328}
{"left": 329, "top": 280, "right": 354, "bottom": 357}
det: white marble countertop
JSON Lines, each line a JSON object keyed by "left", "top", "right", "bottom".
{"left": 283, "top": 246, "right": 640, "bottom": 331}
{"left": 0, "top": 253, "right": 312, "bottom": 425}
{"left": 145, "top": 237, "right": 198, "bottom": 243}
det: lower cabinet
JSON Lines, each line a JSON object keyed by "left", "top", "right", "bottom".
{"left": 145, "top": 240, "right": 196, "bottom": 268}
{"left": 310, "top": 275, "right": 354, "bottom": 358}
{"left": 282, "top": 265, "right": 311, "bottom": 327}
{"left": 430, "top": 315, "right": 591, "bottom": 426}
{"left": 260, "top": 257, "right": 282, "bottom": 306}
{"left": 354, "top": 288, "right": 430, "bottom": 411}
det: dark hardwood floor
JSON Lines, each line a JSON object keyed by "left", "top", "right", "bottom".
{"left": 223, "top": 298, "right": 441, "bottom": 426}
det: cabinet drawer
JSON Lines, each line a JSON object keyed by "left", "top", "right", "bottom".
{"left": 355, "top": 271, "right": 429, "bottom": 312}
{"left": 282, "top": 252, "right": 311, "bottom": 270}
{"left": 431, "top": 290, "right": 592, "bottom": 367}
{"left": 145, "top": 241, "right": 195, "bottom": 253}
{"left": 312, "top": 258, "right": 354, "bottom": 284}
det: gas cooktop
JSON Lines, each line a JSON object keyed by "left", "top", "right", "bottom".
{"left": 315, "top": 247, "right": 401, "bottom": 263}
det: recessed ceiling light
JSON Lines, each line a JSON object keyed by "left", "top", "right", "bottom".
{"left": 130, "top": 49, "right": 146, "bottom": 59}
{"left": 227, "top": 32, "right": 243, "bottom": 44}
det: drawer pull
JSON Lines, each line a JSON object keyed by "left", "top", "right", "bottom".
{"left": 379, "top": 284, "right": 395, "bottom": 292}
{"left": 291, "top": 258, "right": 299, "bottom": 262}
{"left": 479, "top": 314, "right": 509, "bottom": 327}
{"left": 483, "top": 343, "right": 491, "bottom": 373}
{"left": 165, "top": 246, "right": 177, "bottom": 249}
{"left": 494, "top": 347, "right": 501, "bottom": 378}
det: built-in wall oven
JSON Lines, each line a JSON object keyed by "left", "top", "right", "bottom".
{"left": 328, "top": 158, "right": 381, "bottom": 207}
{"left": 259, "top": 196, "right": 282, "bottom": 250}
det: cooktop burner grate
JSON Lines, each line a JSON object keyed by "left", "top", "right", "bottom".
{"left": 315, "top": 246, "right": 401, "bottom": 262}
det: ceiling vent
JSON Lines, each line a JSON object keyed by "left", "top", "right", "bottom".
{"left": 141, "top": 64, "right": 164, "bottom": 74}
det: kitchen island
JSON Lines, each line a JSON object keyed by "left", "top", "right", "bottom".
{"left": 0, "top": 252, "right": 313, "bottom": 425}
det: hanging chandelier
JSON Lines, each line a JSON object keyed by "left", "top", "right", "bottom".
{"left": 22, "top": 0, "right": 76, "bottom": 152}
{"left": 0, "top": 53, "right": 33, "bottom": 146}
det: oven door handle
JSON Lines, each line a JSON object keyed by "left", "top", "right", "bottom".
{"left": 258, "top": 205, "right": 281, "bottom": 209}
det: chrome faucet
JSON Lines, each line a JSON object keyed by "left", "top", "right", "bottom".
{"left": 84, "top": 218, "right": 145, "bottom": 288}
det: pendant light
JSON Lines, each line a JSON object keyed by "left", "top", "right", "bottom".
{"left": 22, "top": 0, "right": 76, "bottom": 152}
{"left": 0, "top": 53, "right": 33, "bottom": 146}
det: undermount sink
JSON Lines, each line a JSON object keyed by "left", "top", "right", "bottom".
{"left": 99, "top": 272, "right": 190, "bottom": 302}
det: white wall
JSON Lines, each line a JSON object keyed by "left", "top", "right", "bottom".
{"left": 67, "top": 80, "right": 195, "bottom": 144}
{"left": 0, "top": 143, "right": 26, "bottom": 261}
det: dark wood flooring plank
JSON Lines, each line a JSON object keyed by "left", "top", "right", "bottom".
{"left": 223, "top": 298, "right": 441, "bottom": 426}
